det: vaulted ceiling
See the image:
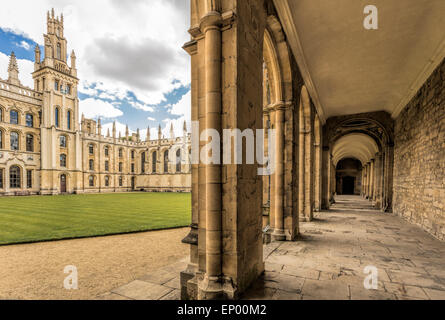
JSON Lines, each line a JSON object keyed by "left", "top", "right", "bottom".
{"left": 274, "top": 0, "right": 445, "bottom": 124}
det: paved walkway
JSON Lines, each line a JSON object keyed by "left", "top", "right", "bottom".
{"left": 105, "top": 196, "right": 445, "bottom": 300}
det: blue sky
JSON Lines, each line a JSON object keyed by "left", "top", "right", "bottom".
{"left": 0, "top": 1, "right": 191, "bottom": 139}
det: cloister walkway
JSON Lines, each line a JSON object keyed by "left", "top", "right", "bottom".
{"left": 106, "top": 196, "right": 445, "bottom": 300}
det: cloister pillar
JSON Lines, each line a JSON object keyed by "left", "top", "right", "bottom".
{"left": 182, "top": 0, "right": 267, "bottom": 300}
{"left": 321, "top": 146, "right": 331, "bottom": 209}
{"left": 272, "top": 105, "right": 286, "bottom": 240}
{"left": 370, "top": 159, "right": 375, "bottom": 202}
{"left": 313, "top": 115, "right": 322, "bottom": 212}
{"left": 374, "top": 152, "right": 383, "bottom": 208}
{"left": 365, "top": 163, "right": 371, "bottom": 199}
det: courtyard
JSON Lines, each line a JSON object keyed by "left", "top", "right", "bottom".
{"left": 0, "top": 193, "right": 191, "bottom": 245}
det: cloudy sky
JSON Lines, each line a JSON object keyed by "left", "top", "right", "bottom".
{"left": 0, "top": 0, "right": 191, "bottom": 139}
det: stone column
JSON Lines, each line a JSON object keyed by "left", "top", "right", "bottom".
{"left": 181, "top": 39, "right": 199, "bottom": 299}
{"left": 321, "top": 147, "right": 331, "bottom": 209}
{"left": 374, "top": 152, "right": 383, "bottom": 209}
{"left": 365, "top": 163, "right": 371, "bottom": 199}
{"left": 183, "top": 1, "right": 267, "bottom": 300}
{"left": 272, "top": 104, "right": 285, "bottom": 240}
{"left": 313, "top": 115, "right": 322, "bottom": 212}
{"left": 199, "top": 12, "right": 223, "bottom": 300}
{"left": 370, "top": 159, "right": 375, "bottom": 202}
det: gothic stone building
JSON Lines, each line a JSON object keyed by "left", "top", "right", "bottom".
{"left": 0, "top": 11, "right": 191, "bottom": 196}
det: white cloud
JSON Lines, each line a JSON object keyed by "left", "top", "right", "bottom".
{"left": 16, "top": 41, "right": 31, "bottom": 50}
{"left": 79, "top": 98, "right": 123, "bottom": 119}
{"left": 0, "top": 51, "right": 35, "bottom": 88}
{"left": 147, "top": 117, "right": 156, "bottom": 121}
{"left": 0, "top": 0, "right": 190, "bottom": 105}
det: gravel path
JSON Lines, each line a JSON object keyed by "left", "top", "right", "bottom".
{"left": 0, "top": 228, "right": 189, "bottom": 300}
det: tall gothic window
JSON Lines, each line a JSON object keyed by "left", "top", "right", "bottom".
{"left": 164, "top": 150, "right": 169, "bottom": 173}
{"left": 105, "top": 146, "right": 109, "bottom": 157}
{"left": 0, "top": 169, "right": 3, "bottom": 188}
{"left": 60, "top": 136, "right": 66, "bottom": 148}
{"left": 119, "top": 148, "right": 123, "bottom": 158}
{"left": 0, "top": 108, "right": 3, "bottom": 121}
{"left": 26, "top": 134, "right": 34, "bottom": 152}
{"left": 119, "top": 162, "right": 123, "bottom": 173}
{"left": 131, "top": 163, "right": 135, "bottom": 173}
{"left": 60, "top": 154, "right": 67, "bottom": 167}
{"left": 27, "top": 170, "right": 32, "bottom": 189}
{"left": 152, "top": 151, "right": 157, "bottom": 173}
{"left": 0, "top": 130, "right": 3, "bottom": 149}
{"left": 89, "top": 159, "right": 94, "bottom": 171}
{"left": 57, "top": 43, "right": 61, "bottom": 60}
{"left": 131, "top": 150, "right": 135, "bottom": 159}
{"left": 54, "top": 80, "right": 59, "bottom": 91}
{"left": 105, "top": 161, "right": 109, "bottom": 172}
{"left": 176, "top": 149, "right": 181, "bottom": 173}
{"left": 10, "top": 132, "right": 19, "bottom": 151}
{"left": 89, "top": 144, "right": 94, "bottom": 155}
{"left": 119, "top": 176, "right": 123, "bottom": 187}
{"left": 55, "top": 108, "right": 60, "bottom": 128}
{"left": 10, "top": 110, "right": 18, "bottom": 125}
{"left": 26, "top": 114, "right": 33, "bottom": 127}
{"left": 141, "top": 152, "right": 145, "bottom": 173}
{"left": 67, "top": 110, "right": 71, "bottom": 130}
{"left": 89, "top": 176, "right": 94, "bottom": 187}
{"left": 9, "top": 166, "right": 21, "bottom": 189}
{"left": 105, "top": 176, "right": 110, "bottom": 187}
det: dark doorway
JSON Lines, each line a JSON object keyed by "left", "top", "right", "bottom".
{"left": 342, "top": 176, "right": 355, "bottom": 195}
{"left": 131, "top": 177, "right": 135, "bottom": 191}
{"left": 60, "top": 174, "right": 67, "bottom": 193}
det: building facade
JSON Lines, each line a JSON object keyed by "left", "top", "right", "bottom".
{"left": 0, "top": 10, "right": 191, "bottom": 196}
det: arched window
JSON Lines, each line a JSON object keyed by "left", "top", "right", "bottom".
{"left": 119, "top": 176, "right": 123, "bottom": 187}
{"left": 164, "top": 150, "right": 169, "bottom": 173}
{"left": 105, "top": 146, "right": 109, "bottom": 157}
{"left": 9, "top": 166, "right": 21, "bottom": 189}
{"left": 89, "top": 175, "right": 94, "bottom": 187}
{"left": 60, "top": 154, "right": 67, "bottom": 167}
{"left": 0, "top": 130, "right": 3, "bottom": 149}
{"left": 89, "top": 159, "right": 94, "bottom": 171}
{"left": 26, "top": 134, "right": 34, "bottom": 152}
{"left": 141, "top": 152, "right": 145, "bottom": 173}
{"left": 0, "top": 168, "right": 3, "bottom": 188}
{"left": 10, "top": 110, "right": 18, "bottom": 125}
{"left": 119, "top": 148, "right": 123, "bottom": 158}
{"left": 89, "top": 144, "right": 94, "bottom": 155}
{"left": 67, "top": 110, "right": 71, "bottom": 130}
{"left": 119, "top": 162, "right": 123, "bottom": 172}
{"left": 55, "top": 108, "right": 60, "bottom": 128}
{"left": 105, "top": 176, "right": 110, "bottom": 187}
{"left": 60, "top": 135, "right": 67, "bottom": 148}
{"left": 152, "top": 151, "right": 157, "bottom": 173}
{"left": 176, "top": 149, "right": 181, "bottom": 173}
{"left": 57, "top": 43, "right": 61, "bottom": 60}
{"left": 10, "top": 132, "right": 19, "bottom": 151}
{"left": 0, "top": 108, "right": 3, "bottom": 121}
{"left": 105, "top": 161, "right": 109, "bottom": 172}
{"left": 26, "top": 114, "right": 33, "bottom": 127}
{"left": 131, "top": 150, "right": 135, "bottom": 159}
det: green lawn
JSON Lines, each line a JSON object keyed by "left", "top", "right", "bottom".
{"left": 0, "top": 193, "right": 191, "bottom": 245}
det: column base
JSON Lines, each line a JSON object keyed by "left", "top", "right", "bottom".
{"left": 180, "top": 263, "right": 198, "bottom": 300}
{"left": 197, "top": 274, "right": 237, "bottom": 300}
{"left": 272, "top": 229, "right": 286, "bottom": 241}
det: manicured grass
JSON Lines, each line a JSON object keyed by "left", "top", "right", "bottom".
{"left": 0, "top": 193, "right": 191, "bottom": 245}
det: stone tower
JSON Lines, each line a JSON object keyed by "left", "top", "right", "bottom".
{"left": 32, "top": 9, "right": 82, "bottom": 195}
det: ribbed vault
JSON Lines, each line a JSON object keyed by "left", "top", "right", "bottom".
{"left": 332, "top": 133, "right": 379, "bottom": 166}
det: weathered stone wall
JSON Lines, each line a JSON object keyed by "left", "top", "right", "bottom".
{"left": 394, "top": 58, "right": 445, "bottom": 241}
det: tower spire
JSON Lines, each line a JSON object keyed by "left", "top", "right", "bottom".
{"left": 146, "top": 125, "right": 151, "bottom": 141}
{"left": 170, "top": 123, "right": 175, "bottom": 140}
{"left": 112, "top": 121, "right": 116, "bottom": 138}
{"left": 158, "top": 124, "right": 162, "bottom": 141}
{"left": 7, "top": 52, "right": 20, "bottom": 86}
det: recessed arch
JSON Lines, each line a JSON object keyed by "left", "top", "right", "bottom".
{"left": 332, "top": 133, "right": 379, "bottom": 166}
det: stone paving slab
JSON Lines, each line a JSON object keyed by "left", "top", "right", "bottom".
{"left": 103, "top": 196, "right": 445, "bottom": 300}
